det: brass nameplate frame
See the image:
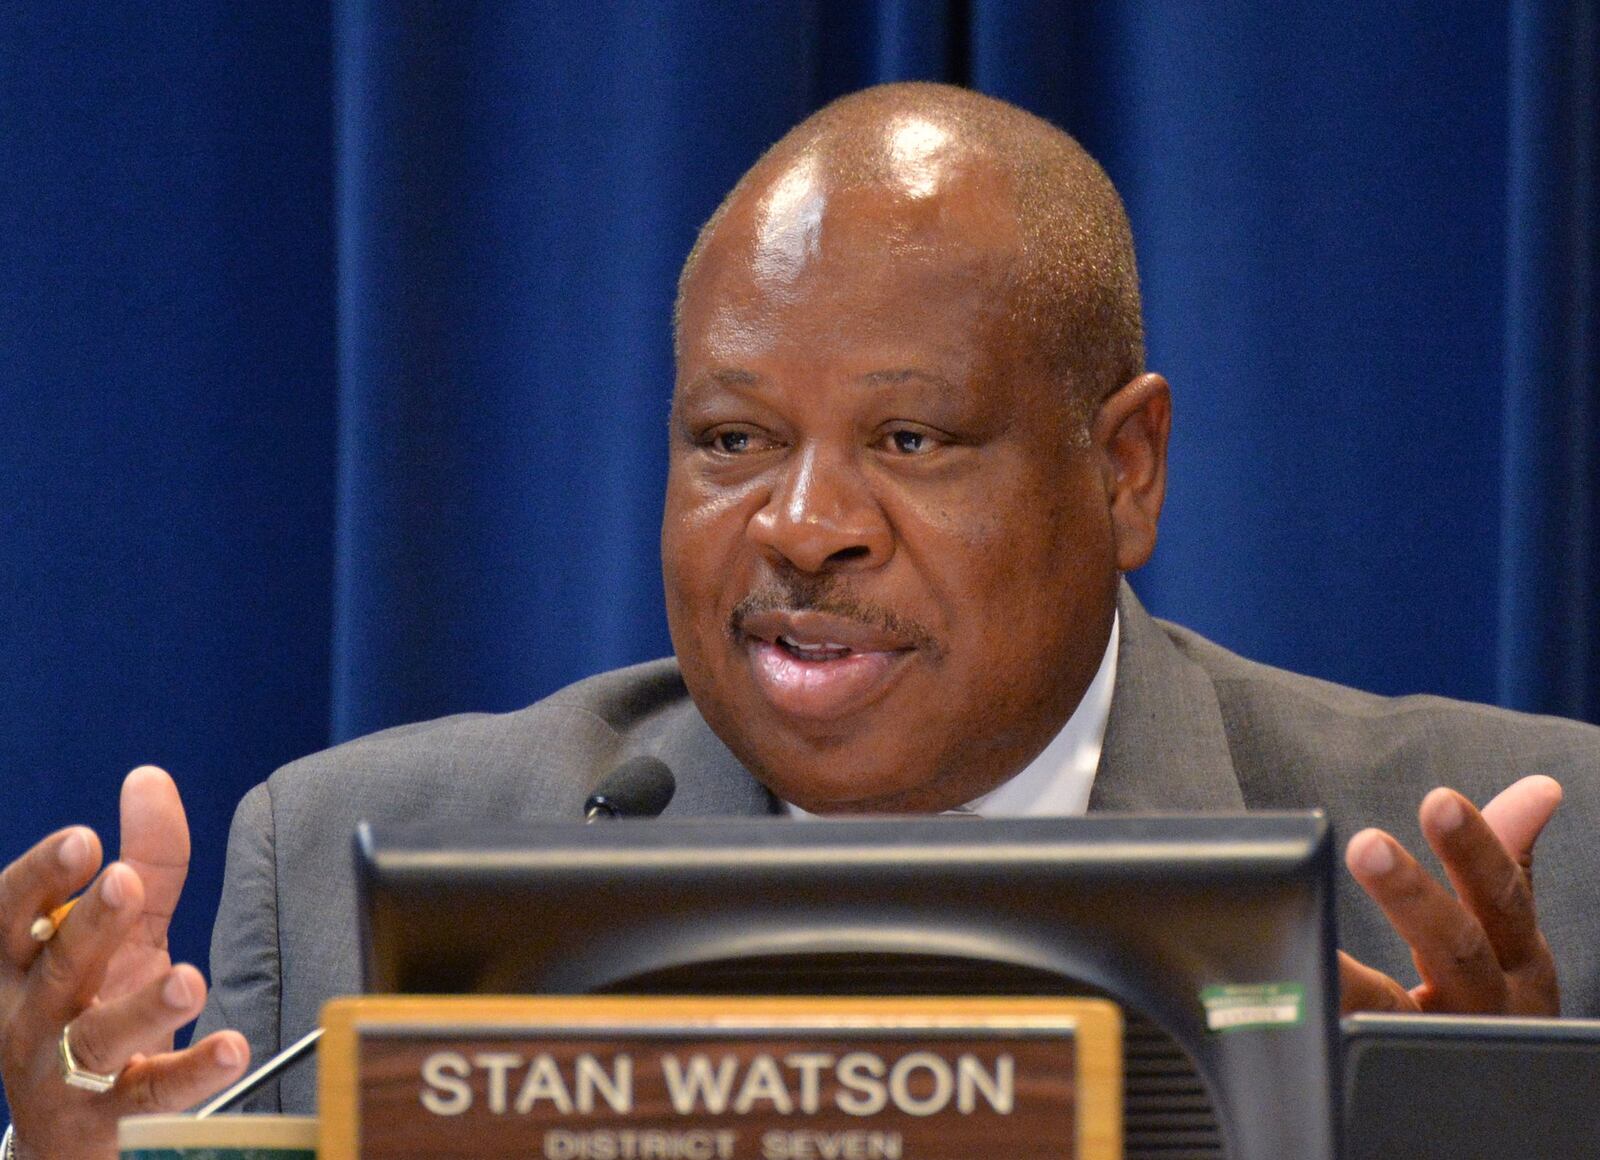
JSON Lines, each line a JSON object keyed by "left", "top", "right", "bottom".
{"left": 319, "top": 995, "right": 1121, "bottom": 1159}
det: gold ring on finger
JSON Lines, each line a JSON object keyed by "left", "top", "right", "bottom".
{"left": 59, "top": 1023, "right": 119, "bottom": 1093}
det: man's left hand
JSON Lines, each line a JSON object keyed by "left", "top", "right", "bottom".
{"left": 1339, "top": 775, "right": 1563, "bottom": 1016}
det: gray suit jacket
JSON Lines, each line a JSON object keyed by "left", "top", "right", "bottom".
{"left": 193, "top": 585, "right": 1600, "bottom": 1112}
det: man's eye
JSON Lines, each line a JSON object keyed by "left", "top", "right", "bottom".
{"left": 708, "top": 429, "right": 764, "bottom": 454}
{"left": 886, "top": 428, "right": 935, "bottom": 455}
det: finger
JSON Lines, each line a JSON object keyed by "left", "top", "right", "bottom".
{"left": 0, "top": 827, "right": 102, "bottom": 967}
{"left": 1479, "top": 775, "right": 1563, "bottom": 869}
{"left": 1345, "top": 827, "right": 1507, "bottom": 1013}
{"left": 1420, "top": 787, "right": 1544, "bottom": 972}
{"left": 27, "top": 862, "right": 144, "bottom": 1025}
{"left": 1338, "top": 950, "right": 1418, "bottom": 1016}
{"left": 118, "top": 766, "right": 190, "bottom": 947}
{"left": 61, "top": 963, "right": 208, "bottom": 1078}
{"left": 117, "top": 1031, "right": 249, "bottom": 1114}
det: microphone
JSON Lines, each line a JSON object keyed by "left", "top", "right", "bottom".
{"left": 584, "top": 756, "right": 675, "bottom": 821}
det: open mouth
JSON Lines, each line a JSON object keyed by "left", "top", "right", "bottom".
{"left": 775, "top": 634, "right": 854, "bottom": 662}
{"left": 735, "top": 609, "right": 916, "bottom": 722}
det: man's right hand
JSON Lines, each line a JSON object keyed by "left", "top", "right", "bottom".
{"left": 0, "top": 767, "right": 249, "bottom": 1160}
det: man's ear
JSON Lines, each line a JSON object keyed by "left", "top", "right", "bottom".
{"left": 1091, "top": 372, "right": 1170, "bottom": 572}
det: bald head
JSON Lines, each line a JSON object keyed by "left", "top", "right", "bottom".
{"left": 663, "top": 83, "right": 1172, "bottom": 814}
{"left": 677, "top": 82, "right": 1144, "bottom": 414}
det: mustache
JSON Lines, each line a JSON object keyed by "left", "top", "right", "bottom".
{"left": 729, "top": 574, "right": 941, "bottom": 655}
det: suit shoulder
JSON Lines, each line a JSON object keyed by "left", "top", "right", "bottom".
{"left": 262, "top": 658, "right": 691, "bottom": 821}
{"left": 540, "top": 656, "right": 696, "bottom": 730}
{"left": 1155, "top": 617, "right": 1600, "bottom": 796}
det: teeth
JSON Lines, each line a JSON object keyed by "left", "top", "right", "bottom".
{"left": 779, "top": 635, "right": 850, "bottom": 654}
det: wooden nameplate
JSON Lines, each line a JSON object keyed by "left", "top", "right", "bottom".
{"left": 319, "top": 995, "right": 1122, "bottom": 1159}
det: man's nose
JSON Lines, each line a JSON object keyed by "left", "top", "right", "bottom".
{"left": 747, "top": 445, "right": 893, "bottom": 573}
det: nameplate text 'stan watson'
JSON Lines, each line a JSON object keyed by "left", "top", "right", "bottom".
{"left": 319, "top": 995, "right": 1122, "bottom": 1160}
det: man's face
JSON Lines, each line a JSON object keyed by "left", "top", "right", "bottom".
{"left": 663, "top": 147, "right": 1124, "bottom": 813}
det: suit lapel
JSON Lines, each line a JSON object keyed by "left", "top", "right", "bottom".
{"left": 653, "top": 703, "right": 782, "bottom": 818}
{"left": 1091, "top": 581, "right": 1245, "bottom": 811}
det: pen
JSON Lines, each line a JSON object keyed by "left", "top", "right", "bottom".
{"left": 29, "top": 897, "right": 78, "bottom": 942}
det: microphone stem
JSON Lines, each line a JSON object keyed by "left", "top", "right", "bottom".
{"left": 194, "top": 1027, "right": 324, "bottom": 1118}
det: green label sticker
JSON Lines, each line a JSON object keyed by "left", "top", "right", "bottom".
{"left": 1199, "top": 982, "right": 1306, "bottom": 1032}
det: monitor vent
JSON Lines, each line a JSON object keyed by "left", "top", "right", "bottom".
{"left": 1123, "top": 1014, "right": 1224, "bottom": 1157}
{"left": 600, "top": 951, "right": 1224, "bottom": 1160}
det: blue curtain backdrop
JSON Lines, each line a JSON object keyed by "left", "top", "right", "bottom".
{"left": 1, "top": 0, "right": 1596, "bottom": 1047}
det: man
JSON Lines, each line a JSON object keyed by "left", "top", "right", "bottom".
{"left": 0, "top": 83, "right": 1592, "bottom": 1158}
